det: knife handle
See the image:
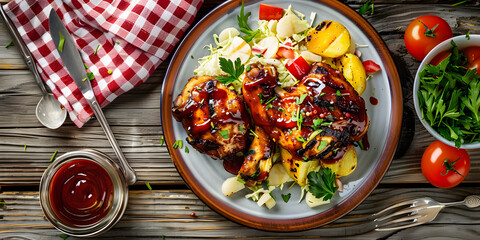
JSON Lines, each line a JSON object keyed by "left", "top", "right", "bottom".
{"left": 90, "top": 100, "right": 137, "bottom": 185}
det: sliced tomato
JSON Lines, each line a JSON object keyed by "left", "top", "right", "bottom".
{"left": 463, "top": 46, "right": 480, "bottom": 64}
{"left": 362, "top": 60, "right": 381, "bottom": 73}
{"left": 286, "top": 56, "right": 311, "bottom": 80}
{"left": 277, "top": 46, "right": 295, "bottom": 59}
{"left": 429, "top": 51, "right": 451, "bottom": 66}
{"left": 259, "top": 4, "right": 284, "bottom": 21}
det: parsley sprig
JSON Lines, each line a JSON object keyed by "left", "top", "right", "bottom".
{"left": 237, "top": 1, "right": 260, "bottom": 43}
{"left": 217, "top": 57, "right": 244, "bottom": 85}
{"left": 358, "top": 0, "right": 374, "bottom": 16}
{"left": 307, "top": 168, "right": 338, "bottom": 201}
{"left": 417, "top": 40, "right": 480, "bottom": 147}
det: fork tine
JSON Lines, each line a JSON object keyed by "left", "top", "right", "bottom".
{"left": 373, "top": 199, "right": 418, "bottom": 216}
{"left": 375, "top": 221, "right": 424, "bottom": 231}
{"left": 374, "top": 205, "right": 425, "bottom": 222}
{"left": 376, "top": 214, "right": 421, "bottom": 227}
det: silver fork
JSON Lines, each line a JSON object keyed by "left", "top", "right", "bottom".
{"left": 373, "top": 195, "right": 480, "bottom": 231}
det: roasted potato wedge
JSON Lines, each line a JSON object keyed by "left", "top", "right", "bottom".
{"left": 306, "top": 20, "right": 351, "bottom": 58}
{"left": 321, "top": 145, "right": 357, "bottom": 177}
{"left": 280, "top": 147, "right": 319, "bottom": 186}
{"left": 335, "top": 53, "right": 367, "bottom": 95}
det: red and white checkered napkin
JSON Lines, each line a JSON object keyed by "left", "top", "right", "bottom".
{"left": 3, "top": 0, "right": 203, "bottom": 127}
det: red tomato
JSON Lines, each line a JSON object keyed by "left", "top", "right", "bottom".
{"left": 468, "top": 58, "right": 480, "bottom": 75}
{"left": 286, "top": 56, "right": 311, "bottom": 80}
{"left": 259, "top": 4, "right": 284, "bottom": 21}
{"left": 463, "top": 46, "right": 480, "bottom": 64}
{"left": 276, "top": 46, "right": 295, "bottom": 59}
{"left": 362, "top": 60, "right": 381, "bottom": 73}
{"left": 429, "top": 51, "right": 451, "bottom": 66}
{"left": 404, "top": 15, "right": 453, "bottom": 61}
{"left": 421, "top": 141, "right": 470, "bottom": 188}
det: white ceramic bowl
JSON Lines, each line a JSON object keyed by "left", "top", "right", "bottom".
{"left": 413, "top": 34, "right": 480, "bottom": 149}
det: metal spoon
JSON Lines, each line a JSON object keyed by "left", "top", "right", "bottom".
{"left": 1, "top": 6, "right": 67, "bottom": 129}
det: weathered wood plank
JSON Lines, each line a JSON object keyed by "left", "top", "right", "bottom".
{"left": 0, "top": 188, "right": 479, "bottom": 239}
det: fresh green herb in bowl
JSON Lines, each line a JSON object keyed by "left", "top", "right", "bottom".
{"left": 414, "top": 35, "right": 480, "bottom": 148}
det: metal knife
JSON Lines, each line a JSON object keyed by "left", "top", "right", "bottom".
{"left": 49, "top": 9, "right": 136, "bottom": 185}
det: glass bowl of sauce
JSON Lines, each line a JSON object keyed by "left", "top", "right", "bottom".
{"left": 40, "top": 149, "right": 128, "bottom": 237}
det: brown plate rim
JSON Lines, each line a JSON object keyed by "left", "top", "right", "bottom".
{"left": 161, "top": 0, "right": 402, "bottom": 232}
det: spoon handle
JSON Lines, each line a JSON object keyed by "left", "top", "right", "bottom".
{"left": 0, "top": 6, "right": 48, "bottom": 94}
{"left": 90, "top": 100, "right": 137, "bottom": 185}
{"left": 464, "top": 195, "right": 480, "bottom": 208}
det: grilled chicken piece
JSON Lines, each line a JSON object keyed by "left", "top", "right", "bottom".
{"left": 243, "top": 62, "right": 369, "bottom": 162}
{"left": 172, "top": 76, "right": 252, "bottom": 159}
{"left": 238, "top": 126, "right": 274, "bottom": 187}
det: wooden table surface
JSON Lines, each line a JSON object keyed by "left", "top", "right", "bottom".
{"left": 1, "top": 0, "right": 479, "bottom": 239}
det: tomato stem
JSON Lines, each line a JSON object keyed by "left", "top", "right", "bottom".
{"left": 441, "top": 156, "right": 464, "bottom": 177}
{"left": 419, "top": 20, "right": 438, "bottom": 38}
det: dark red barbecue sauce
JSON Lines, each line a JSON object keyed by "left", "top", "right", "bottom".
{"left": 369, "top": 96, "right": 379, "bottom": 105}
{"left": 243, "top": 64, "right": 369, "bottom": 163}
{"left": 223, "top": 156, "right": 244, "bottom": 175}
{"left": 175, "top": 80, "right": 251, "bottom": 140}
{"left": 49, "top": 159, "right": 114, "bottom": 227}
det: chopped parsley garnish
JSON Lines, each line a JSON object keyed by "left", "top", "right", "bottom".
{"left": 296, "top": 136, "right": 306, "bottom": 143}
{"left": 59, "top": 234, "right": 69, "bottom": 239}
{"left": 264, "top": 96, "right": 277, "bottom": 105}
{"left": 358, "top": 0, "right": 374, "bottom": 16}
{"left": 50, "top": 150, "right": 58, "bottom": 162}
{"left": 259, "top": 93, "right": 264, "bottom": 104}
{"left": 246, "top": 64, "right": 251, "bottom": 72}
{"left": 266, "top": 103, "right": 273, "bottom": 109}
{"left": 291, "top": 107, "right": 303, "bottom": 130}
{"left": 237, "top": 1, "right": 260, "bottom": 42}
{"left": 336, "top": 90, "right": 341, "bottom": 96}
{"left": 357, "top": 140, "right": 365, "bottom": 150}
{"left": 24, "top": 144, "right": 27, "bottom": 151}
{"left": 87, "top": 72, "right": 95, "bottom": 80}
{"left": 237, "top": 177, "right": 246, "bottom": 184}
{"left": 219, "top": 130, "right": 229, "bottom": 139}
{"left": 466, "top": 31, "right": 471, "bottom": 40}
{"left": 108, "top": 69, "right": 113, "bottom": 75}
{"left": 317, "top": 140, "right": 328, "bottom": 151}
{"left": 185, "top": 146, "right": 190, "bottom": 153}
{"left": 451, "top": 0, "right": 468, "bottom": 6}
{"left": 94, "top": 44, "right": 100, "bottom": 55}
{"left": 250, "top": 129, "right": 259, "bottom": 138}
{"left": 58, "top": 32, "right": 65, "bottom": 52}
{"left": 145, "top": 181, "right": 152, "bottom": 190}
{"left": 239, "top": 125, "right": 245, "bottom": 133}
{"left": 81, "top": 78, "right": 87, "bottom": 82}
{"left": 250, "top": 168, "right": 260, "bottom": 178}
{"left": 295, "top": 93, "right": 308, "bottom": 105}
{"left": 313, "top": 118, "right": 323, "bottom": 129}
{"left": 5, "top": 41, "right": 13, "bottom": 48}
{"left": 160, "top": 136, "right": 164, "bottom": 146}
{"left": 84, "top": 62, "right": 88, "bottom": 69}
{"left": 173, "top": 140, "right": 183, "bottom": 149}
{"left": 307, "top": 168, "right": 338, "bottom": 201}
{"left": 217, "top": 57, "right": 244, "bottom": 85}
